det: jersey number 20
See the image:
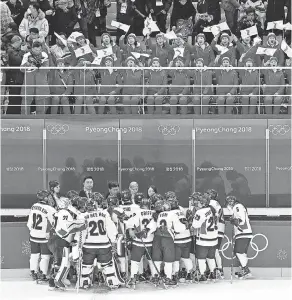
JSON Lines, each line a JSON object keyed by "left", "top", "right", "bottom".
{"left": 89, "top": 220, "right": 106, "bottom": 236}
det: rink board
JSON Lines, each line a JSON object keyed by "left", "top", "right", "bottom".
{"left": 0, "top": 220, "right": 290, "bottom": 271}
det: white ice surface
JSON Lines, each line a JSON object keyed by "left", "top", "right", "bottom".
{"left": 1, "top": 279, "right": 292, "bottom": 300}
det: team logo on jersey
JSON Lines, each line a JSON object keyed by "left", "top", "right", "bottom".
{"left": 46, "top": 124, "right": 69, "bottom": 135}
{"left": 220, "top": 233, "right": 268, "bottom": 260}
{"left": 268, "top": 124, "right": 291, "bottom": 136}
{"left": 158, "top": 125, "right": 180, "bottom": 136}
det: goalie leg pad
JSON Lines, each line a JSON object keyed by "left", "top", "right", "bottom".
{"left": 55, "top": 247, "right": 70, "bottom": 288}
{"left": 116, "top": 235, "right": 125, "bottom": 257}
{"left": 80, "top": 263, "right": 94, "bottom": 288}
{"left": 101, "top": 260, "right": 122, "bottom": 288}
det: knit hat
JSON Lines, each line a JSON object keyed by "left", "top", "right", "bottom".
{"left": 8, "top": 22, "right": 18, "bottom": 31}
{"left": 221, "top": 32, "right": 230, "bottom": 39}
{"left": 127, "top": 33, "right": 136, "bottom": 41}
{"left": 267, "top": 32, "right": 276, "bottom": 39}
{"left": 125, "top": 56, "right": 136, "bottom": 64}
{"left": 174, "top": 56, "right": 185, "bottom": 64}
{"left": 222, "top": 56, "right": 230, "bottom": 63}
{"left": 245, "top": 57, "right": 254, "bottom": 64}
{"left": 75, "top": 33, "right": 85, "bottom": 41}
{"left": 104, "top": 56, "right": 113, "bottom": 63}
{"left": 11, "top": 35, "right": 22, "bottom": 45}
{"left": 29, "top": 27, "right": 39, "bottom": 34}
{"left": 101, "top": 32, "right": 111, "bottom": 41}
{"left": 270, "top": 56, "right": 278, "bottom": 63}
{"left": 156, "top": 32, "right": 164, "bottom": 39}
{"left": 196, "top": 33, "right": 206, "bottom": 40}
{"left": 196, "top": 58, "right": 204, "bottom": 64}
{"left": 151, "top": 57, "right": 160, "bottom": 64}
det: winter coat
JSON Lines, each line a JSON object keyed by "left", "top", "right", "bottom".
{"left": 97, "top": 43, "right": 122, "bottom": 66}
{"left": 265, "top": 0, "right": 286, "bottom": 23}
{"left": 99, "top": 69, "right": 122, "bottom": 95}
{"left": 211, "top": 40, "right": 236, "bottom": 66}
{"left": 214, "top": 68, "right": 239, "bottom": 95}
{"left": 188, "top": 69, "right": 213, "bottom": 95}
{"left": 20, "top": 51, "right": 50, "bottom": 99}
{"left": 121, "top": 69, "right": 143, "bottom": 95}
{"left": 221, "top": 0, "right": 240, "bottom": 12}
{"left": 50, "top": 70, "right": 74, "bottom": 96}
{"left": 6, "top": 45, "right": 25, "bottom": 85}
{"left": 6, "top": 0, "right": 25, "bottom": 26}
{"left": 197, "top": 0, "right": 221, "bottom": 23}
{"left": 119, "top": 36, "right": 145, "bottom": 64}
{"left": 19, "top": 9, "right": 49, "bottom": 40}
{"left": 52, "top": 6, "right": 78, "bottom": 37}
{"left": 0, "top": 2, "right": 13, "bottom": 34}
{"left": 145, "top": 39, "right": 173, "bottom": 67}
{"left": 170, "top": 0, "right": 196, "bottom": 28}
{"left": 73, "top": 68, "right": 97, "bottom": 96}
{"left": 191, "top": 42, "right": 215, "bottom": 66}
{"left": 168, "top": 70, "right": 190, "bottom": 95}
{"left": 235, "top": 41, "right": 261, "bottom": 67}
{"left": 261, "top": 40, "right": 285, "bottom": 66}
{"left": 262, "top": 69, "right": 285, "bottom": 95}
{"left": 238, "top": 61, "right": 260, "bottom": 95}
{"left": 1, "top": 30, "right": 21, "bottom": 46}
{"left": 144, "top": 69, "right": 167, "bottom": 95}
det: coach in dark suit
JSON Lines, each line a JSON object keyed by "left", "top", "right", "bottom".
{"left": 79, "top": 175, "right": 94, "bottom": 199}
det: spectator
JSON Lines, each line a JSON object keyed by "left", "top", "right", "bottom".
{"left": 86, "top": 0, "right": 111, "bottom": 47}
{"left": 238, "top": 58, "right": 259, "bottom": 114}
{"left": 1, "top": 22, "right": 21, "bottom": 46}
{"left": 19, "top": 2, "right": 49, "bottom": 41}
{"left": 131, "top": 0, "right": 151, "bottom": 36}
{"left": 20, "top": 41, "right": 50, "bottom": 114}
{"left": 170, "top": 0, "right": 196, "bottom": 34}
{"left": 119, "top": 33, "right": 144, "bottom": 64}
{"left": 51, "top": 0, "right": 78, "bottom": 43}
{"left": 121, "top": 56, "right": 143, "bottom": 114}
{"left": 188, "top": 57, "right": 213, "bottom": 114}
{"left": 264, "top": 0, "right": 287, "bottom": 27}
{"left": 262, "top": 32, "right": 285, "bottom": 66}
{"left": 145, "top": 32, "right": 173, "bottom": 67}
{"left": 98, "top": 56, "right": 122, "bottom": 114}
{"left": 149, "top": 0, "right": 172, "bottom": 33}
{"left": 6, "top": 0, "right": 25, "bottom": 27}
{"left": 6, "top": 35, "right": 25, "bottom": 114}
{"left": 49, "top": 33, "right": 70, "bottom": 62}
{"left": 144, "top": 57, "right": 168, "bottom": 114}
{"left": 1, "top": 46, "right": 9, "bottom": 113}
{"left": 168, "top": 57, "right": 190, "bottom": 115}
{"left": 116, "top": 0, "right": 134, "bottom": 42}
{"left": 262, "top": 56, "right": 285, "bottom": 114}
{"left": 0, "top": 1, "right": 14, "bottom": 34}
{"left": 170, "top": 33, "right": 191, "bottom": 66}
{"left": 221, "top": 0, "right": 242, "bottom": 33}
{"left": 214, "top": 56, "right": 239, "bottom": 114}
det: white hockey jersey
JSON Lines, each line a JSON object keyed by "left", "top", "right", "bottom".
{"left": 232, "top": 203, "right": 252, "bottom": 239}
{"left": 192, "top": 207, "right": 218, "bottom": 247}
{"left": 80, "top": 209, "right": 118, "bottom": 249}
{"left": 209, "top": 199, "right": 225, "bottom": 238}
{"left": 54, "top": 209, "right": 85, "bottom": 243}
{"left": 112, "top": 204, "right": 140, "bottom": 234}
{"left": 27, "top": 203, "right": 56, "bottom": 243}
{"left": 126, "top": 209, "right": 156, "bottom": 247}
{"left": 173, "top": 207, "right": 191, "bottom": 244}
{"left": 156, "top": 210, "right": 186, "bottom": 240}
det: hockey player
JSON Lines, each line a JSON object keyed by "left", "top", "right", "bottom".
{"left": 126, "top": 198, "right": 157, "bottom": 288}
{"left": 225, "top": 195, "right": 252, "bottom": 279}
{"left": 152, "top": 199, "right": 188, "bottom": 287}
{"left": 77, "top": 198, "right": 123, "bottom": 289}
{"left": 191, "top": 194, "right": 218, "bottom": 282}
{"left": 205, "top": 189, "right": 225, "bottom": 278}
{"left": 50, "top": 197, "right": 87, "bottom": 289}
{"left": 165, "top": 192, "right": 193, "bottom": 283}
{"left": 27, "top": 190, "right": 56, "bottom": 281}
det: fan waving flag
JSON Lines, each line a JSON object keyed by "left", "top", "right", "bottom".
{"left": 216, "top": 45, "right": 229, "bottom": 55}
{"left": 164, "top": 31, "right": 177, "bottom": 40}
{"left": 283, "top": 23, "right": 292, "bottom": 31}
{"left": 96, "top": 47, "right": 113, "bottom": 58}
{"left": 281, "top": 40, "right": 292, "bottom": 58}
{"left": 131, "top": 52, "right": 150, "bottom": 59}
{"left": 256, "top": 47, "right": 277, "bottom": 56}
{"left": 204, "top": 22, "right": 229, "bottom": 36}
{"left": 241, "top": 25, "right": 258, "bottom": 39}
{"left": 54, "top": 32, "right": 67, "bottom": 46}
{"left": 143, "top": 15, "right": 160, "bottom": 36}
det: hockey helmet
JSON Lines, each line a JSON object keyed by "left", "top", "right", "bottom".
{"left": 36, "top": 190, "right": 55, "bottom": 206}
{"left": 165, "top": 191, "right": 176, "bottom": 200}
{"left": 150, "top": 193, "right": 164, "bottom": 208}
{"left": 66, "top": 190, "right": 79, "bottom": 200}
{"left": 154, "top": 199, "right": 165, "bottom": 213}
{"left": 85, "top": 198, "right": 97, "bottom": 212}
{"left": 206, "top": 189, "right": 218, "bottom": 201}
{"left": 198, "top": 194, "right": 210, "bottom": 208}
{"left": 107, "top": 195, "right": 119, "bottom": 207}
{"left": 71, "top": 196, "right": 87, "bottom": 213}
{"left": 140, "top": 198, "right": 151, "bottom": 210}
{"left": 225, "top": 195, "right": 237, "bottom": 209}
{"left": 58, "top": 197, "right": 71, "bottom": 210}
{"left": 134, "top": 192, "right": 144, "bottom": 205}
{"left": 120, "top": 189, "right": 132, "bottom": 205}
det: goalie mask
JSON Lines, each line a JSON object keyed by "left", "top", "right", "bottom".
{"left": 58, "top": 197, "right": 71, "bottom": 210}
{"left": 120, "top": 190, "right": 132, "bottom": 205}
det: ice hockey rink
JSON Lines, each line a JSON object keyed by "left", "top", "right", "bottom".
{"left": 1, "top": 279, "right": 292, "bottom": 300}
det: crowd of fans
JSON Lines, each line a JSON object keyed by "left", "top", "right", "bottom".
{"left": 0, "top": 0, "right": 291, "bottom": 115}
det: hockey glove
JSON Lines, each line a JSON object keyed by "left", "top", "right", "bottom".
{"left": 186, "top": 209, "right": 194, "bottom": 223}
{"left": 229, "top": 217, "right": 239, "bottom": 226}
{"left": 135, "top": 228, "right": 149, "bottom": 239}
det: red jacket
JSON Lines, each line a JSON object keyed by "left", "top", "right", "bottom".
{"left": 262, "top": 69, "right": 285, "bottom": 95}
{"left": 99, "top": 69, "right": 122, "bottom": 96}
{"left": 121, "top": 69, "right": 143, "bottom": 95}
{"left": 145, "top": 69, "right": 167, "bottom": 95}
{"left": 188, "top": 69, "right": 213, "bottom": 95}
{"left": 145, "top": 38, "right": 173, "bottom": 67}
{"left": 214, "top": 68, "right": 238, "bottom": 95}
{"left": 191, "top": 43, "right": 215, "bottom": 67}
{"left": 238, "top": 61, "right": 260, "bottom": 95}
{"left": 168, "top": 69, "right": 190, "bottom": 95}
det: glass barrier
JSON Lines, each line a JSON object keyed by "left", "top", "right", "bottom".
{"left": 0, "top": 118, "right": 291, "bottom": 209}
{"left": 1, "top": 66, "right": 291, "bottom": 116}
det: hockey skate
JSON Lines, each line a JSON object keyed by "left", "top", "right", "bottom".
{"left": 198, "top": 274, "right": 208, "bottom": 283}
{"left": 163, "top": 278, "right": 178, "bottom": 289}
{"left": 235, "top": 267, "right": 244, "bottom": 278}
{"left": 192, "top": 269, "right": 201, "bottom": 283}
{"left": 237, "top": 267, "right": 252, "bottom": 280}
{"left": 185, "top": 272, "right": 193, "bottom": 283}
{"left": 150, "top": 274, "right": 160, "bottom": 287}
{"left": 30, "top": 271, "right": 38, "bottom": 281}
{"left": 126, "top": 275, "right": 138, "bottom": 289}
{"left": 36, "top": 271, "right": 49, "bottom": 284}
{"left": 178, "top": 268, "right": 187, "bottom": 283}
{"left": 215, "top": 268, "right": 224, "bottom": 279}
{"left": 207, "top": 272, "right": 217, "bottom": 282}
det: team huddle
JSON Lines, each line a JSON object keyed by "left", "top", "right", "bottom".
{"left": 27, "top": 178, "right": 253, "bottom": 292}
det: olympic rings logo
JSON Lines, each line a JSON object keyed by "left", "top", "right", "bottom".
{"left": 268, "top": 125, "right": 291, "bottom": 135}
{"left": 46, "top": 124, "right": 69, "bottom": 135}
{"left": 219, "top": 233, "right": 268, "bottom": 260}
{"left": 158, "top": 125, "right": 180, "bottom": 136}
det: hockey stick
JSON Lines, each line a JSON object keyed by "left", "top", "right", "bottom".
{"left": 124, "top": 223, "right": 129, "bottom": 280}
{"left": 76, "top": 230, "right": 83, "bottom": 292}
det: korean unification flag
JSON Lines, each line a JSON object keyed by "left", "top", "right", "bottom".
{"left": 267, "top": 20, "right": 284, "bottom": 30}
{"left": 204, "top": 22, "right": 229, "bottom": 36}
{"left": 256, "top": 47, "right": 277, "bottom": 56}
{"left": 111, "top": 20, "right": 130, "bottom": 33}
{"left": 173, "top": 47, "right": 184, "bottom": 59}
{"left": 281, "top": 40, "right": 292, "bottom": 58}
{"left": 74, "top": 45, "right": 92, "bottom": 58}
{"left": 241, "top": 25, "right": 258, "bottom": 39}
